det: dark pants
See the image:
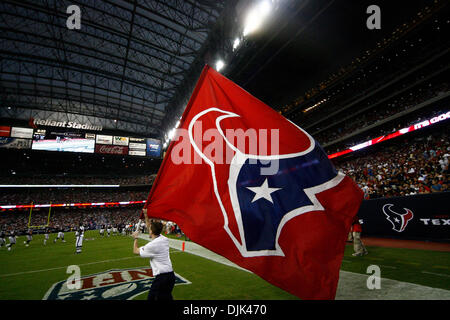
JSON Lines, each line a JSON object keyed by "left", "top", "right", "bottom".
{"left": 148, "top": 271, "right": 175, "bottom": 301}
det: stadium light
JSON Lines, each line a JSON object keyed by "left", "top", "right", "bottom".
{"left": 168, "top": 128, "right": 176, "bottom": 140}
{"left": 215, "top": 59, "right": 225, "bottom": 72}
{"left": 233, "top": 37, "right": 241, "bottom": 51}
{"left": 243, "top": 0, "right": 272, "bottom": 36}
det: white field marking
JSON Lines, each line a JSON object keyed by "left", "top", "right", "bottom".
{"left": 0, "top": 251, "right": 181, "bottom": 278}
{"left": 379, "top": 264, "right": 397, "bottom": 269}
{"left": 0, "top": 256, "right": 140, "bottom": 278}
{"left": 421, "top": 271, "right": 450, "bottom": 278}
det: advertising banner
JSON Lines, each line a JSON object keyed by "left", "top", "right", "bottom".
{"left": 0, "top": 126, "right": 10, "bottom": 137}
{"left": 0, "top": 137, "right": 32, "bottom": 149}
{"left": 129, "top": 137, "right": 145, "bottom": 143}
{"left": 96, "top": 134, "right": 113, "bottom": 145}
{"left": 357, "top": 192, "right": 450, "bottom": 241}
{"left": 129, "top": 142, "right": 146, "bottom": 150}
{"left": 11, "top": 127, "right": 33, "bottom": 139}
{"left": 95, "top": 144, "right": 129, "bottom": 155}
{"left": 129, "top": 150, "right": 146, "bottom": 156}
{"left": 146, "top": 138, "right": 161, "bottom": 158}
{"left": 113, "top": 136, "right": 129, "bottom": 146}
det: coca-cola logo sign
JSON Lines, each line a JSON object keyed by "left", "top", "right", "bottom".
{"left": 95, "top": 144, "right": 128, "bottom": 155}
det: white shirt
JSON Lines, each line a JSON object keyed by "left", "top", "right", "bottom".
{"left": 139, "top": 235, "right": 173, "bottom": 276}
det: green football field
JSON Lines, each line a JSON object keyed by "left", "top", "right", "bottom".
{"left": 0, "top": 230, "right": 449, "bottom": 300}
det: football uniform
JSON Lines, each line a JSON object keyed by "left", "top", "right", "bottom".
{"left": 75, "top": 225, "right": 85, "bottom": 254}
{"left": 44, "top": 228, "right": 50, "bottom": 245}
{"left": 0, "top": 231, "right": 5, "bottom": 247}
{"left": 54, "top": 228, "right": 65, "bottom": 243}
{"left": 24, "top": 229, "right": 33, "bottom": 247}
{"left": 99, "top": 225, "right": 105, "bottom": 236}
{"left": 7, "top": 231, "right": 16, "bottom": 250}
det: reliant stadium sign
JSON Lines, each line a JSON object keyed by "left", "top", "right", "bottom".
{"left": 32, "top": 118, "right": 103, "bottom": 131}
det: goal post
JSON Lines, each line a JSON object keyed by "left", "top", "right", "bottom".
{"left": 27, "top": 202, "right": 52, "bottom": 229}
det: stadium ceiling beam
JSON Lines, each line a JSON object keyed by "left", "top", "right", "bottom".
{"left": 3, "top": 0, "right": 196, "bottom": 67}
{"left": 72, "top": 0, "right": 202, "bottom": 59}
{"left": 0, "top": 91, "right": 162, "bottom": 132}
{"left": 0, "top": 50, "right": 175, "bottom": 101}
{"left": 118, "top": 0, "right": 138, "bottom": 123}
{"left": 184, "top": 0, "right": 224, "bottom": 17}
{"left": 106, "top": 0, "right": 211, "bottom": 43}
{"left": 0, "top": 72, "right": 167, "bottom": 117}
{"left": 0, "top": 11, "right": 188, "bottom": 80}
{"left": 135, "top": 0, "right": 219, "bottom": 36}
{"left": 0, "top": 87, "right": 164, "bottom": 125}
{"left": 0, "top": 106, "right": 159, "bottom": 137}
{"left": 160, "top": 0, "right": 237, "bottom": 135}
{"left": 1, "top": 56, "right": 166, "bottom": 130}
{"left": 0, "top": 77, "right": 166, "bottom": 118}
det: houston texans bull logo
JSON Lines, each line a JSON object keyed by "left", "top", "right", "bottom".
{"left": 382, "top": 204, "right": 414, "bottom": 232}
{"left": 187, "top": 107, "right": 346, "bottom": 258}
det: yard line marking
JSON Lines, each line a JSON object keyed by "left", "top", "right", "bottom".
{"left": 421, "top": 271, "right": 450, "bottom": 278}
{"left": 379, "top": 264, "right": 397, "bottom": 269}
{"left": 396, "top": 260, "right": 420, "bottom": 266}
{"left": 432, "top": 265, "right": 450, "bottom": 270}
{"left": 0, "top": 249, "right": 183, "bottom": 278}
{"left": 0, "top": 256, "right": 140, "bottom": 278}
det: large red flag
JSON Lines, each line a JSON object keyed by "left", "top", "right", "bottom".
{"left": 144, "top": 65, "right": 363, "bottom": 299}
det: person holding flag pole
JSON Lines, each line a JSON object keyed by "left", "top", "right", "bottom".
{"left": 132, "top": 209, "right": 175, "bottom": 300}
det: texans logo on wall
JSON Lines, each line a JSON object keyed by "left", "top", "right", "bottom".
{"left": 356, "top": 192, "right": 449, "bottom": 240}
{"left": 382, "top": 204, "right": 414, "bottom": 232}
{"left": 43, "top": 267, "right": 190, "bottom": 300}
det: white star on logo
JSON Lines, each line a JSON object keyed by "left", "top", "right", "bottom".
{"left": 394, "top": 218, "right": 400, "bottom": 223}
{"left": 80, "top": 293, "right": 97, "bottom": 300}
{"left": 246, "top": 178, "right": 281, "bottom": 204}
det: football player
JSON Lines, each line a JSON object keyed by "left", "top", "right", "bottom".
{"left": 24, "top": 229, "right": 33, "bottom": 247}
{"left": 99, "top": 224, "right": 105, "bottom": 237}
{"left": 0, "top": 229, "right": 6, "bottom": 247}
{"left": 75, "top": 223, "right": 85, "bottom": 254}
{"left": 6, "top": 230, "right": 16, "bottom": 251}
{"left": 54, "top": 226, "right": 66, "bottom": 243}
{"left": 112, "top": 224, "right": 118, "bottom": 236}
{"left": 44, "top": 228, "right": 50, "bottom": 245}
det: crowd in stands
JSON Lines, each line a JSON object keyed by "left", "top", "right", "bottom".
{"left": 1, "top": 149, "right": 161, "bottom": 177}
{"left": 314, "top": 81, "right": 448, "bottom": 148}
{"left": 280, "top": 3, "right": 446, "bottom": 117}
{"left": 0, "top": 206, "right": 138, "bottom": 233}
{"left": 334, "top": 131, "right": 449, "bottom": 199}
{"left": 324, "top": 106, "right": 448, "bottom": 155}
{"left": 0, "top": 206, "right": 182, "bottom": 237}
{"left": 0, "top": 190, "right": 149, "bottom": 205}
{"left": 1, "top": 174, "right": 156, "bottom": 186}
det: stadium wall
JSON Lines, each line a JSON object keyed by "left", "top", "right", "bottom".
{"left": 357, "top": 192, "right": 449, "bottom": 242}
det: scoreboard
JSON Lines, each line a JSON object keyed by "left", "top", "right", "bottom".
{"left": 0, "top": 125, "right": 162, "bottom": 158}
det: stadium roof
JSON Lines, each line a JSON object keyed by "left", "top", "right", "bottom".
{"left": 0, "top": 0, "right": 230, "bottom": 137}
{"left": 0, "top": 0, "right": 439, "bottom": 139}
